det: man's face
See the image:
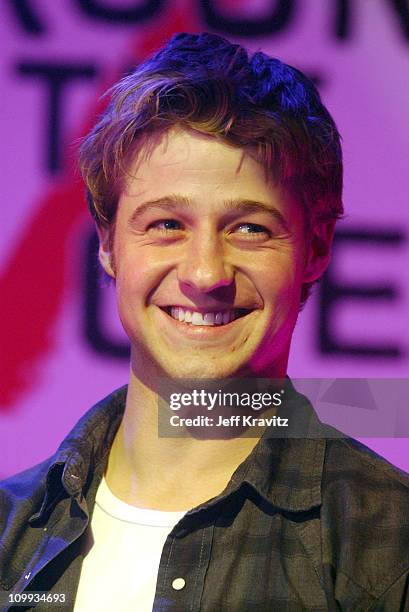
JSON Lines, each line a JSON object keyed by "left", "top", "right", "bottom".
{"left": 100, "top": 128, "right": 330, "bottom": 380}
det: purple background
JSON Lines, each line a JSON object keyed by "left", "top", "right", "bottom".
{"left": 1, "top": 0, "right": 408, "bottom": 478}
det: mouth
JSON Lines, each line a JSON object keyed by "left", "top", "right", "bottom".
{"left": 160, "top": 306, "right": 254, "bottom": 327}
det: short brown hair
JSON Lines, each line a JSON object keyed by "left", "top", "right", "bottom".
{"left": 79, "top": 32, "right": 343, "bottom": 300}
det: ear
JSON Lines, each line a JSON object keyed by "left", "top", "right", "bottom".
{"left": 96, "top": 226, "right": 116, "bottom": 278}
{"left": 302, "top": 220, "right": 335, "bottom": 283}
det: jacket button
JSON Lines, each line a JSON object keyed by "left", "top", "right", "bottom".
{"left": 172, "top": 578, "right": 186, "bottom": 590}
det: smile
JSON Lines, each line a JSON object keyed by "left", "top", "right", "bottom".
{"left": 163, "top": 306, "right": 252, "bottom": 327}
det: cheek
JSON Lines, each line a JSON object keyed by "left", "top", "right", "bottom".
{"left": 115, "top": 246, "right": 171, "bottom": 312}
{"left": 258, "top": 255, "right": 304, "bottom": 304}
{"left": 114, "top": 253, "right": 145, "bottom": 307}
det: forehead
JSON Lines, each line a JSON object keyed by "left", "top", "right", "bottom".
{"left": 118, "top": 127, "right": 303, "bottom": 233}
{"left": 122, "top": 128, "right": 269, "bottom": 199}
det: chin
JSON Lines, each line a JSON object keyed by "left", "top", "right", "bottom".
{"left": 163, "top": 363, "right": 229, "bottom": 380}
{"left": 160, "top": 354, "right": 254, "bottom": 381}
{"left": 132, "top": 336, "right": 264, "bottom": 381}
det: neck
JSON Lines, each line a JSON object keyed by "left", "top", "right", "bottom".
{"left": 105, "top": 364, "right": 285, "bottom": 511}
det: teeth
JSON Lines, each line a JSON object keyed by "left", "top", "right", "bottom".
{"left": 203, "top": 313, "right": 215, "bottom": 326}
{"left": 215, "top": 312, "right": 223, "bottom": 325}
{"left": 184, "top": 310, "right": 192, "bottom": 323}
{"left": 191, "top": 312, "right": 205, "bottom": 326}
{"left": 167, "top": 307, "right": 244, "bottom": 326}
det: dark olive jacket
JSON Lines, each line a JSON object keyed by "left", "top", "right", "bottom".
{"left": 1, "top": 384, "right": 408, "bottom": 611}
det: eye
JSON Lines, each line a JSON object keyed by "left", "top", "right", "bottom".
{"left": 148, "top": 219, "right": 183, "bottom": 232}
{"left": 234, "top": 223, "right": 271, "bottom": 238}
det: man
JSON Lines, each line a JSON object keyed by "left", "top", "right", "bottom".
{"left": 0, "top": 32, "right": 408, "bottom": 611}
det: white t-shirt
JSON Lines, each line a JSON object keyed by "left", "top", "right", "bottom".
{"left": 73, "top": 477, "right": 187, "bottom": 612}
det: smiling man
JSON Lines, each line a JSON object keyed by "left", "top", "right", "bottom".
{"left": 1, "top": 32, "right": 408, "bottom": 612}
{"left": 102, "top": 128, "right": 320, "bottom": 382}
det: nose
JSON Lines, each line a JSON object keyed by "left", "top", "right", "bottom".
{"left": 177, "top": 231, "right": 234, "bottom": 293}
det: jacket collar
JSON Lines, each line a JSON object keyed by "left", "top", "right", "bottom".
{"left": 211, "top": 378, "right": 326, "bottom": 513}
{"left": 29, "top": 385, "right": 127, "bottom": 525}
{"left": 31, "top": 379, "right": 326, "bottom": 524}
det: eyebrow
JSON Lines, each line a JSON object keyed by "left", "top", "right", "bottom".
{"left": 128, "top": 195, "right": 290, "bottom": 232}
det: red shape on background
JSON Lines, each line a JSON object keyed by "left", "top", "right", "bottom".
{"left": 0, "top": 2, "right": 200, "bottom": 408}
